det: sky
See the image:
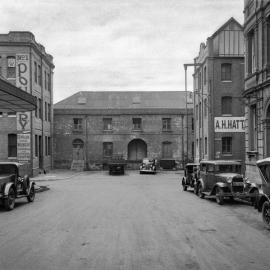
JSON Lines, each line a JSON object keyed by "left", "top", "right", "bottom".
{"left": 0, "top": 0, "right": 244, "bottom": 103}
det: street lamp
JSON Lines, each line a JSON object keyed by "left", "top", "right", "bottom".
{"left": 183, "top": 63, "right": 202, "bottom": 165}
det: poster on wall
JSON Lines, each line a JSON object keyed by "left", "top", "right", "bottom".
{"left": 17, "top": 133, "right": 31, "bottom": 162}
{"left": 214, "top": 117, "right": 245, "bottom": 132}
{"left": 16, "top": 54, "right": 30, "bottom": 93}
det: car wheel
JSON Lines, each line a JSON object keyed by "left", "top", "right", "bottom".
{"left": 198, "top": 183, "right": 204, "bottom": 198}
{"left": 27, "top": 185, "right": 35, "bottom": 202}
{"left": 216, "top": 187, "right": 224, "bottom": 205}
{"left": 4, "top": 188, "right": 16, "bottom": 211}
{"left": 183, "top": 185, "right": 187, "bottom": 191}
{"left": 262, "top": 201, "right": 270, "bottom": 229}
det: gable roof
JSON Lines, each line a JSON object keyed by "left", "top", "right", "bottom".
{"left": 54, "top": 91, "right": 191, "bottom": 110}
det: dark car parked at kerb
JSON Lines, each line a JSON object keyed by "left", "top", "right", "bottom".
{"left": 182, "top": 163, "right": 199, "bottom": 191}
{"left": 0, "top": 162, "right": 35, "bottom": 210}
{"left": 255, "top": 158, "right": 270, "bottom": 228}
{"left": 195, "top": 160, "right": 252, "bottom": 205}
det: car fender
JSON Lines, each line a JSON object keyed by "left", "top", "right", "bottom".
{"left": 27, "top": 182, "right": 35, "bottom": 194}
{"left": 210, "top": 182, "right": 229, "bottom": 195}
{"left": 257, "top": 194, "right": 270, "bottom": 212}
{"left": 196, "top": 178, "right": 205, "bottom": 190}
{"left": 4, "top": 183, "right": 16, "bottom": 196}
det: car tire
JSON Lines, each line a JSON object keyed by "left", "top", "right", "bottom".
{"left": 262, "top": 201, "right": 270, "bottom": 229}
{"left": 198, "top": 183, "right": 204, "bottom": 199}
{"left": 183, "top": 185, "right": 187, "bottom": 191}
{"left": 4, "top": 188, "right": 15, "bottom": 211}
{"left": 216, "top": 187, "right": 224, "bottom": 205}
{"left": 27, "top": 185, "right": 35, "bottom": 203}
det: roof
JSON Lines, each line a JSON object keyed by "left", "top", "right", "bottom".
{"left": 0, "top": 78, "right": 37, "bottom": 112}
{"left": 0, "top": 162, "right": 23, "bottom": 166}
{"left": 257, "top": 158, "right": 270, "bottom": 166}
{"left": 200, "top": 160, "right": 242, "bottom": 165}
{"left": 54, "top": 91, "right": 191, "bottom": 110}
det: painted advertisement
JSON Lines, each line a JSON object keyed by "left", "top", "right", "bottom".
{"left": 17, "top": 133, "right": 31, "bottom": 162}
{"left": 17, "top": 112, "right": 31, "bottom": 131}
{"left": 214, "top": 117, "right": 245, "bottom": 132}
{"left": 16, "top": 53, "right": 30, "bottom": 93}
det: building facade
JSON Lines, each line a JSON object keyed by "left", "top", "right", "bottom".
{"left": 53, "top": 91, "right": 193, "bottom": 170}
{"left": 0, "top": 32, "right": 54, "bottom": 176}
{"left": 243, "top": 0, "right": 270, "bottom": 182}
{"left": 193, "top": 18, "right": 245, "bottom": 163}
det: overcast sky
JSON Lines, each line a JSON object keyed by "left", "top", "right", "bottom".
{"left": 1, "top": 0, "right": 244, "bottom": 103}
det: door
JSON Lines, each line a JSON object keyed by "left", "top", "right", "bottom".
{"left": 128, "top": 139, "right": 147, "bottom": 160}
{"left": 39, "top": 135, "right": 42, "bottom": 169}
{"left": 162, "top": 142, "right": 173, "bottom": 158}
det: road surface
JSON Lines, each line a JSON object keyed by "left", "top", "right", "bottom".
{"left": 0, "top": 171, "right": 270, "bottom": 270}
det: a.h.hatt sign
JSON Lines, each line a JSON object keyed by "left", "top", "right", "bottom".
{"left": 214, "top": 117, "right": 245, "bottom": 132}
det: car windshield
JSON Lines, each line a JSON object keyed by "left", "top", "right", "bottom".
{"left": 143, "top": 159, "right": 153, "bottom": 164}
{"left": 216, "top": 164, "right": 241, "bottom": 174}
{"left": 259, "top": 164, "right": 270, "bottom": 183}
{"left": 0, "top": 164, "right": 17, "bottom": 175}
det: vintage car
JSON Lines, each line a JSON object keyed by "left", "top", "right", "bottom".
{"left": 0, "top": 162, "right": 35, "bottom": 210}
{"left": 139, "top": 158, "right": 157, "bottom": 174}
{"left": 195, "top": 160, "right": 252, "bottom": 205}
{"left": 254, "top": 158, "right": 270, "bottom": 228}
{"left": 108, "top": 155, "right": 126, "bottom": 175}
{"left": 182, "top": 163, "right": 199, "bottom": 191}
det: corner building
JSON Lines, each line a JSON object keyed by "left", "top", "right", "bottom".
{"left": 53, "top": 91, "right": 193, "bottom": 170}
{"left": 0, "top": 32, "right": 54, "bottom": 176}
{"left": 243, "top": 1, "right": 270, "bottom": 182}
{"left": 193, "top": 18, "right": 245, "bottom": 163}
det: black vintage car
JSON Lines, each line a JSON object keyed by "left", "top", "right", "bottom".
{"left": 108, "top": 155, "right": 126, "bottom": 175}
{"left": 0, "top": 162, "right": 35, "bottom": 210}
{"left": 255, "top": 158, "right": 270, "bottom": 228}
{"left": 182, "top": 163, "right": 199, "bottom": 191}
{"left": 195, "top": 160, "right": 252, "bottom": 205}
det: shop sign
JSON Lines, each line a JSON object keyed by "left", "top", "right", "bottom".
{"left": 17, "top": 112, "right": 31, "bottom": 131}
{"left": 17, "top": 133, "right": 31, "bottom": 162}
{"left": 16, "top": 54, "right": 30, "bottom": 93}
{"left": 214, "top": 117, "right": 245, "bottom": 132}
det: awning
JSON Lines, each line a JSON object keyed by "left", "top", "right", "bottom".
{"left": 0, "top": 78, "right": 37, "bottom": 112}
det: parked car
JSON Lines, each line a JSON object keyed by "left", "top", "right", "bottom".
{"left": 0, "top": 162, "right": 35, "bottom": 210}
{"left": 140, "top": 158, "right": 157, "bottom": 174}
{"left": 108, "top": 154, "right": 126, "bottom": 175}
{"left": 182, "top": 163, "right": 199, "bottom": 191}
{"left": 195, "top": 160, "right": 253, "bottom": 205}
{"left": 254, "top": 158, "right": 270, "bottom": 228}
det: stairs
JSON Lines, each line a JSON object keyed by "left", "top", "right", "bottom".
{"left": 71, "top": 160, "right": 85, "bottom": 171}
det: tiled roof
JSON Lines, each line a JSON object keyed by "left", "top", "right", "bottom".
{"left": 54, "top": 91, "right": 192, "bottom": 110}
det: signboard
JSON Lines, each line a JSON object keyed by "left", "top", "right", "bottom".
{"left": 16, "top": 54, "right": 30, "bottom": 93}
{"left": 17, "top": 133, "right": 31, "bottom": 162}
{"left": 17, "top": 112, "right": 31, "bottom": 131}
{"left": 214, "top": 117, "right": 245, "bottom": 132}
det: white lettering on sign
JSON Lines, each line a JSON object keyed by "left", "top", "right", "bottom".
{"left": 16, "top": 54, "right": 30, "bottom": 93}
{"left": 214, "top": 117, "right": 245, "bottom": 132}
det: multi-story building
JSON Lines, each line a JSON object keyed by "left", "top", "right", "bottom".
{"left": 243, "top": 0, "right": 270, "bottom": 181}
{"left": 193, "top": 18, "right": 245, "bottom": 163}
{"left": 53, "top": 91, "right": 193, "bottom": 170}
{"left": 0, "top": 31, "right": 54, "bottom": 176}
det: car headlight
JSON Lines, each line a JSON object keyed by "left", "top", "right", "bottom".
{"left": 227, "top": 177, "right": 233, "bottom": 183}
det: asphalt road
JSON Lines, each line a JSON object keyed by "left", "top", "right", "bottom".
{"left": 1, "top": 171, "right": 270, "bottom": 270}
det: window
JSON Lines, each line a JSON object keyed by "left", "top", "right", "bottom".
{"left": 199, "top": 102, "right": 201, "bottom": 128}
{"left": 47, "top": 73, "right": 51, "bottom": 91}
{"left": 35, "top": 135, "right": 38, "bottom": 157}
{"left": 38, "top": 65, "right": 42, "bottom": 86}
{"left": 221, "top": 63, "right": 232, "bottom": 81}
{"left": 8, "top": 134, "right": 17, "bottom": 157}
{"left": 38, "top": 98, "right": 42, "bottom": 119}
{"left": 162, "top": 118, "right": 171, "bottom": 131}
{"left": 267, "top": 16, "right": 270, "bottom": 65}
{"left": 103, "top": 142, "right": 113, "bottom": 157}
{"left": 44, "top": 102, "right": 47, "bottom": 121}
{"left": 205, "top": 137, "right": 207, "bottom": 155}
{"left": 34, "top": 62, "right": 37, "bottom": 83}
{"left": 222, "top": 137, "right": 232, "bottom": 154}
{"left": 196, "top": 105, "right": 198, "bottom": 120}
{"left": 204, "top": 99, "right": 207, "bottom": 116}
{"left": 0, "top": 56, "right": 2, "bottom": 76}
{"left": 191, "top": 117, "right": 194, "bottom": 131}
{"left": 45, "top": 136, "right": 48, "bottom": 156}
{"left": 247, "top": 30, "right": 255, "bottom": 74}
{"left": 203, "top": 66, "right": 206, "bottom": 85}
{"left": 48, "top": 137, "right": 51, "bottom": 155}
{"left": 103, "top": 118, "right": 112, "bottom": 130}
{"left": 7, "top": 112, "right": 16, "bottom": 117}
{"left": 221, "top": 96, "right": 232, "bottom": 115}
{"left": 48, "top": 103, "right": 51, "bottom": 122}
{"left": 198, "top": 72, "right": 202, "bottom": 89}
{"left": 7, "top": 56, "right": 16, "bottom": 78}
{"left": 249, "top": 104, "right": 257, "bottom": 150}
{"left": 132, "top": 118, "right": 141, "bottom": 130}
{"left": 44, "top": 70, "right": 47, "bottom": 89}
{"left": 73, "top": 118, "right": 82, "bottom": 130}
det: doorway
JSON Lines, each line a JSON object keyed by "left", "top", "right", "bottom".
{"left": 128, "top": 139, "right": 147, "bottom": 160}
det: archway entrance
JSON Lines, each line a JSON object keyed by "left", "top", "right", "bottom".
{"left": 128, "top": 139, "right": 147, "bottom": 160}
{"left": 72, "top": 139, "right": 84, "bottom": 160}
{"left": 266, "top": 104, "right": 270, "bottom": 157}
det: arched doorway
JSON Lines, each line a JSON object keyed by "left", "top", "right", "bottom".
{"left": 72, "top": 139, "right": 84, "bottom": 160}
{"left": 266, "top": 104, "right": 270, "bottom": 157}
{"left": 128, "top": 139, "right": 147, "bottom": 160}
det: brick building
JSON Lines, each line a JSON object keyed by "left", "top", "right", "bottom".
{"left": 192, "top": 18, "right": 245, "bottom": 162}
{"left": 53, "top": 91, "right": 193, "bottom": 170}
{"left": 243, "top": 1, "right": 270, "bottom": 182}
{"left": 0, "top": 32, "right": 54, "bottom": 176}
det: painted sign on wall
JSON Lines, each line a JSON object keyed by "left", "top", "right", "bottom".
{"left": 17, "top": 112, "right": 31, "bottom": 131}
{"left": 17, "top": 133, "right": 31, "bottom": 162}
{"left": 214, "top": 117, "right": 245, "bottom": 132}
{"left": 16, "top": 54, "right": 30, "bottom": 93}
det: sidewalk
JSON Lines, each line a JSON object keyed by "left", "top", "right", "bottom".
{"left": 32, "top": 169, "right": 83, "bottom": 182}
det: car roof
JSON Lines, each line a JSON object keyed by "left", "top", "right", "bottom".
{"left": 200, "top": 160, "right": 242, "bottom": 165}
{"left": 186, "top": 163, "right": 199, "bottom": 166}
{"left": 257, "top": 157, "right": 270, "bottom": 166}
{"left": 0, "top": 162, "right": 22, "bottom": 166}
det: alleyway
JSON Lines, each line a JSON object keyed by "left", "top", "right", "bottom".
{"left": 1, "top": 171, "right": 270, "bottom": 270}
